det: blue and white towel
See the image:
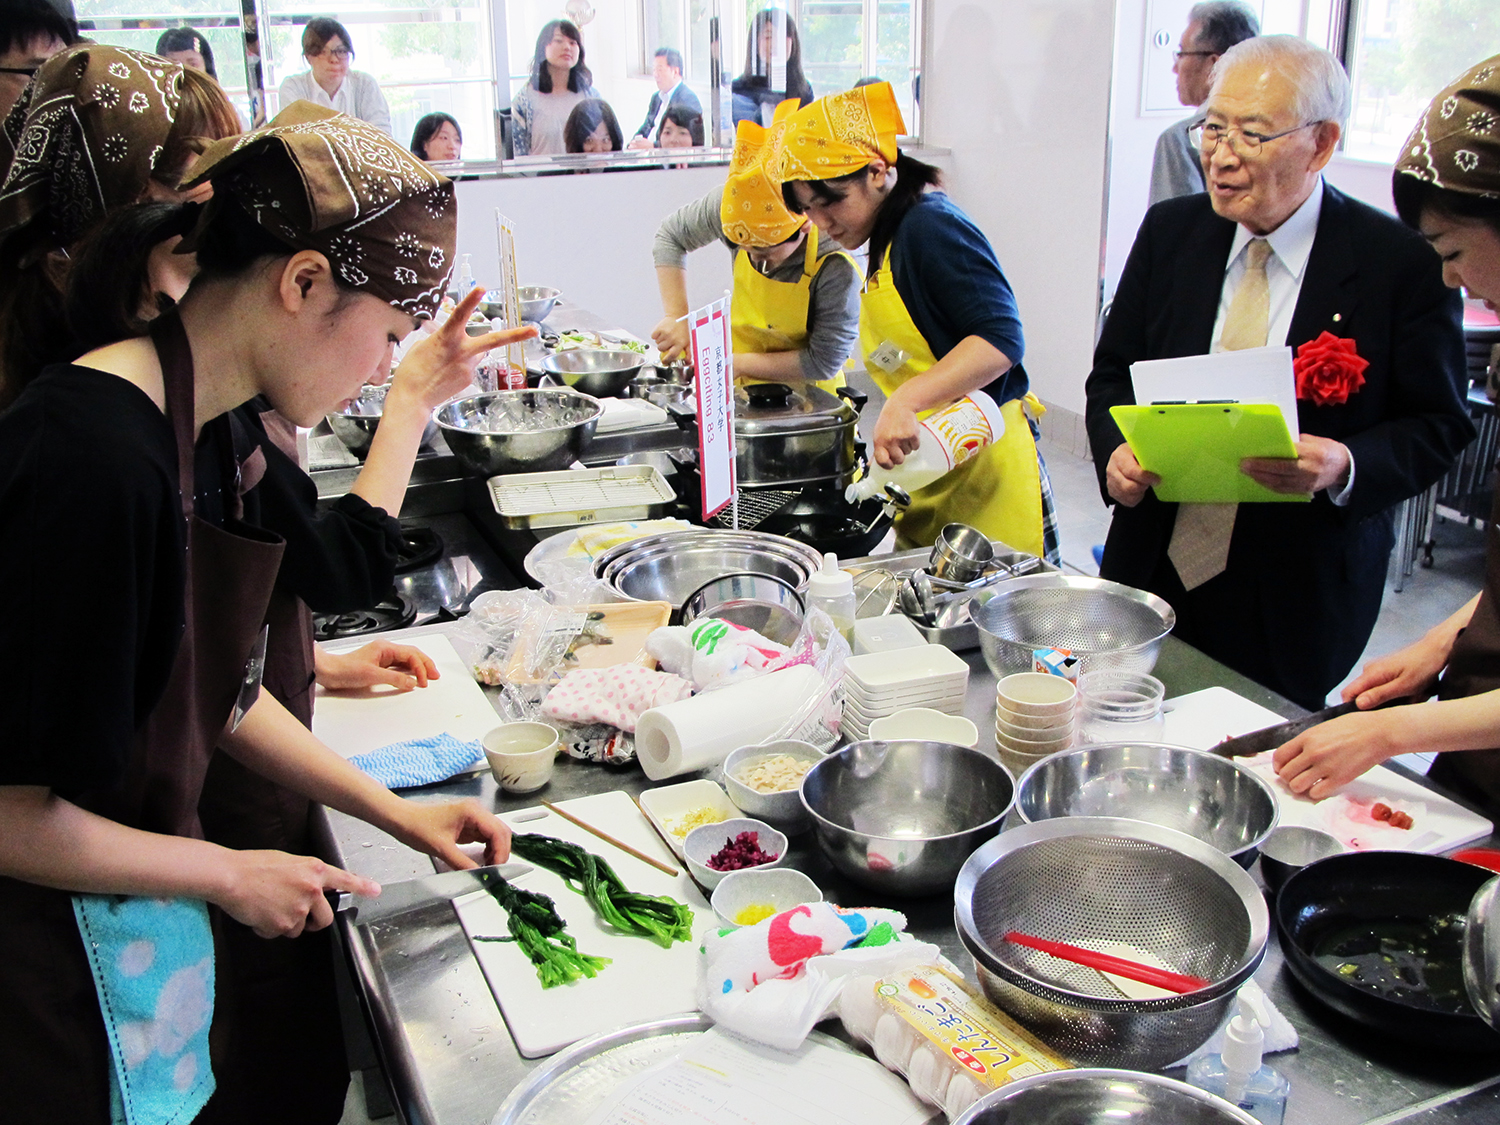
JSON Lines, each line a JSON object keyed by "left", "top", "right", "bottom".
{"left": 349, "top": 731, "right": 485, "bottom": 789}
{"left": 72, "top": 894, "right": 216, "bottom": 1125}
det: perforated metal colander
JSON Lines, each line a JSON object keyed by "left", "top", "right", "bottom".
{"left": 953, "top": 817, "right": 1268, "bottom": 1069}
{"left": 970, "top": 575, "right": 1175, "bottom": 678}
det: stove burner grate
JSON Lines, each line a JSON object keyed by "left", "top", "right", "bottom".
{"left": 313, "top": 592, "right": 417, "bottom": 641}
{"left": 395, "top": 526, "right": 444, "bottom": 574}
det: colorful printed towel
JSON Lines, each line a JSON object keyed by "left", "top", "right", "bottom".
{"left": 72, "top": 894, "right": 216, "bottom": 1125}
{"left": 349, "top": 731, "right": 483, "bottom": 788}
{"left": 646, "top": 617, "right": 789, "bottom": 690}
{"left": 541, "top": 665, "right": 692, "bottom": 732}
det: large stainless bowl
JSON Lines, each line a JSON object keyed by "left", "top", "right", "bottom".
{"left": 971, "top": 574, "right": 1175, "bottom": 679}
{"left": 518, "top": 285, "right": 562, "bottom": 323}
{"left": 593, "top": 529, "right": 823, "bottom": 605}
{"left": 326, "top": 384, "right": 438, "bottom": 459}
{"left": 952, "top": 1069, "right": 1260, "bottom": 1125}
{"left": 542, "top": 349, "right": 648, "bottom": 398}
{"left": 800, "top": 741, "right": 1015, "bottom": 896}
{"left": 1012, "top": 743, "right": 1279, "bottom": 867}
{"left": 434, "top": 389, "right": 601, "bottom": 476}
{"left": 955, "top": 817, "right": 1268, "bottom": 1069}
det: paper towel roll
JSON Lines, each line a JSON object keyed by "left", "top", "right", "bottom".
{"left": 635, "top": 664, "right": 824, "bottom": 780}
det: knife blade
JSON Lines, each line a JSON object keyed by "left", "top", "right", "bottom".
{"left": 333, "top": 863, "right": 532, "bottom": 926}
{"left": 1209, "top": 701, "right": 1362, "bottom": 758}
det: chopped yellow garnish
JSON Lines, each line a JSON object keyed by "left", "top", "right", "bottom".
{"left": 734, "top": 903, "right": 778, "bottom": 926}
{"left": 665, "top": 806, "right": 727, "bottom": 838}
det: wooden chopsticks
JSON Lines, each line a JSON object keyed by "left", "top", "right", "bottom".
{"left": 541, "top": 801, "right": 679, "bottom": 875}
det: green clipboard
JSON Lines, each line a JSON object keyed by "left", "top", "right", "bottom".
{"left": 1110, "top": 402, "right": 1308, "bottom": 503}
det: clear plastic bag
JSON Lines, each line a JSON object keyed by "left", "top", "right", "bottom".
{"left": 454, "top": 589, "right": 588, "bottom": 688}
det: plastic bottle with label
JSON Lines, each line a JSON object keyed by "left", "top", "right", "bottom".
{"left": 845, "top": 390, "right": 1006, "bottom": 505}
{"left": 805, "top": 552, "right": 856, "bottom": 643}
{"left": 456, "top": 253, "right": 476, "bottom": 299}
{"left": 1185, "top": 990, "right": 1289, "bottom": 1125}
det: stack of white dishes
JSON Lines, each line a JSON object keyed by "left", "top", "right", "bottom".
{"left": 994, "top": 672, "right": 1077, "bottom": 776}
{"left": 843, "top": 645, "right": 969, "bottom": 742}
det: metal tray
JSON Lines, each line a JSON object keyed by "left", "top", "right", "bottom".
{"left": 486, "top": 465, "right": 676, "bottom": 530}
{"left": 841, "top": 543, "right": 1057, "bottom": 652}
{"left": 490, "top": 1014, "right": 860, "bottom": 1125}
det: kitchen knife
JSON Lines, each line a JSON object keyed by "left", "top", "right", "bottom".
{"left": 1208, "top": 701, "right": 1362, "bottom": 758}
{"left": 332, "top": 863, "right": 532, "bottom": 926}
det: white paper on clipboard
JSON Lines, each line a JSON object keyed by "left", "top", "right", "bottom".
{"left": 1130, "top": 345, "right": 1300, "bottom": 432}
{"left": 690, "top": 296, "right": 736, "bottom": 520}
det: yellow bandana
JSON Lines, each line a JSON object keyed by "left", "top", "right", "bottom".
{"left": 721, "top": 99, "right": 804, "bottom": 247}
{"left": 771, "top": 81, "right": 906, "bottom": 185}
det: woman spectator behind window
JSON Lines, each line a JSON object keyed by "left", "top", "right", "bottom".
{"left": 412, "top": 112, "right": 462, "bottom": 161}
{"left": 155, "top": 27, "right": 216, "bottom": 79}
{"left": 657, "top": 104, "right": 703, "bottom": 149}
{"left": 278, "top": 17, "right": 391, "bottom": 135}
{"left": 732, "top": 9, "right": 813, "bottom": 127}
{"left": 564, "top": 97, "right": 622, "bottom": 156}
{"left": 512, "top": 19, "right": 598, "bottom": 156}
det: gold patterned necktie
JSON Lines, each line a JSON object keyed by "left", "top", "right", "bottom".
{"left": 1168, "top": 238, "right": 1272, "bottom": 592}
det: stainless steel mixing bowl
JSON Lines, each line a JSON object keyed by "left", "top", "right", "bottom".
{"left": 955, "top": 817, "right": 1268, "bottom": 1069}
{"left": 518, "top": 285, "right": 561, "bottom": 323}
{"left": 434, "top": 389, "right": 601, "bottom": 476}
{"left": 326, "top": 384, "right": 437, "bottom": 459}
{"left": 593, "top": 530, "right": 823, "bottom": 605}
{"left": 952, "top": 1068, "right": 1260, "bottom": 1125}
{"left": 800, "top": 741, "right": 1015, "bottom": 896}
{"left": 971, "top": 574, "right": 1175, "bottom": 679}
{"left": 542, "top": 349, "right": 648, "bottom": 397}
{"left": 1011, "top": 743, "right": 1279, "bottom": 866}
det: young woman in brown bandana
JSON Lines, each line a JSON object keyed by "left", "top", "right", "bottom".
{"left": 0, "top": 102, "right": 518, "bottom": 1124}
{"left": 1274, "top": 55, "right": 1500, "bottom": 814}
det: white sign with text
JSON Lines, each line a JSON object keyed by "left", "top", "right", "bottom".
{"left": 690, "top": 296, "right": 736, "bottom": 520}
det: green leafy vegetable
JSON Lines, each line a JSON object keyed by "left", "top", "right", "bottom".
{"left": 472, "top": 870, "right": 611, "bottom": 988}
{"left": 510, "top": 833, "right": 696, "bottom": 948}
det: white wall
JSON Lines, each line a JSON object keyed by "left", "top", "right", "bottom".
{"left": 922, "top": 0, "right": 1116, "bottom": 422}
{"left": 453, "top": 164, "right": 734, "bottom": 334}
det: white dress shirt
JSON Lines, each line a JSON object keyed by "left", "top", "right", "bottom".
{"left": 278, "top": 70, "right": 392, "bottom": 136}
{"left": 645, "top": 80, "right": 682, "bottom": 140}
{"left": 1210, "top": 178, "right": 1353, "bottom": 503}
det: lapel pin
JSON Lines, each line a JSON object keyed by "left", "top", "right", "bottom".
{"left": 1332, "top": 313, "right": 1342, "bottom": 323}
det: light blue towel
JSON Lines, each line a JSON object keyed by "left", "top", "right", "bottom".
{"left": 349, "top": 731, "right": 485, "bottom": 788}
{"left": 71, "top": 894, "right": 216, "bottom": 1125}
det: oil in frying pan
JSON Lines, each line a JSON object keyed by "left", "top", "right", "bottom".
{"left": 1312, "top": 912, "right": 1470, "bottom": 1014}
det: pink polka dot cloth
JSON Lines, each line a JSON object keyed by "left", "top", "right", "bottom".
{"left": 541, "top": 665, "right": 693, "bottom": 733}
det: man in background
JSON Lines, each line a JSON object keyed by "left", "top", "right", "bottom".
{"left": 628, "top": 47, "right": 701, "bottom": 149}
{"left": 1149, "top": 1, "right": 1258, "bottom": 205}
{"left": 0, "top": 0, "right": 77, "bottom": 119}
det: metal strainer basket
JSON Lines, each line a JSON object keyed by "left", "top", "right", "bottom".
{"left": 954, "top": 817, "right": 1268, "bottom": 1069}
{"left": 970, "top": 574, "right": 1174, "bottom": 678}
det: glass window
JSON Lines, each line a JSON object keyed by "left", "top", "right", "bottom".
{"left": 1345, "top": 0, "right": 1500, "bottom": 163}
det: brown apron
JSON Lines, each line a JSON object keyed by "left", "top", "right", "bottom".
{"left": 0, "top": 309, "right": 284, "bottom": 1123}
{"left": 1430, "top": 483, "right": 1500, "bottom": 815}
{"left": 197, "top": 407, "right": 349, "bottom": 1124}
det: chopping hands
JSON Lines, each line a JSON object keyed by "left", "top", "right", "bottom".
{"left": 315, "top": 640, "right": 439, "bottom": 692}
{"left": 650, "top": 313, "right": 690, "bottom": 364}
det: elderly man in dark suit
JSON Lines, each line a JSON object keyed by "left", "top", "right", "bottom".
{"left": 627, "top": 47, "right": 702, "bottom": 149}
{"left": 1085, "top": 35, "right": 1473, "bottom": 712}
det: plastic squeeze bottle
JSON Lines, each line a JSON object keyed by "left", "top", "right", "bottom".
{"left": 805, "top": 552, "right": 856, "bottom": 643}
{"left": 1185, "top": 990, "right": 1289, "bottom": 1125}
{"left": 845, "top": 390, "right": 1006, "bottom": 504}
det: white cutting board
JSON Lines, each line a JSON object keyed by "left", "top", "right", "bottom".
{"left": 454, "top": 790, "right": 714, "bottom": 1058}
{"left": 1163, "top": 686, "right": 1493, "bottom": 853}
{"left": 311, "top": 632, "right": 498, "bottom": 762}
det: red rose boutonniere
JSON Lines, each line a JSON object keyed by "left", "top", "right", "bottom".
{"left": 1293, "top": 331, "right": 1369, "bottom": 406}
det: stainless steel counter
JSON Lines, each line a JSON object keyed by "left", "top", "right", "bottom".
{"left": 317, "top": 631, "right": 1500, "bottom": 1125}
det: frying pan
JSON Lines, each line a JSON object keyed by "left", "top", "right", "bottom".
{"left": 1276, "top": 851, "right": 1500, "bottom": 1051}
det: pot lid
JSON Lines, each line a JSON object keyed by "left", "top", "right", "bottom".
{"left": 734, "top": 381, "right": 859, "bottom": 436}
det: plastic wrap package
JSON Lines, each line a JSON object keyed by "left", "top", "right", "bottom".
{"left": 765, "top": 607, "right": 849, "bottom": 753}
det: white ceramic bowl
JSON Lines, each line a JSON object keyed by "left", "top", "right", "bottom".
{"left": 868, "top": 708, "right": 980, "bottom": 749}
{"left": 996, "top": 711, "right": 1075, "bottom": 742}
{"left": 997, "top": 704, "right": 1078, "bottom": 733}
{"left": 683, "top": 817, "right": 788, "bottom": 890}
{"left": 722, "top": 741, "right": 823, "bottom": 833}
{"left": 996, "top": 725, "right": 1075, "bottom": 755}
{"left": 710, "top": 867, "right": 823, "bottom": 928}
{"left": 996, "top": 743, "right": 1060, "bottom": 778}
{"left": 996, "top": 672, "right": 1078, "bottom": 717}
{"left": 482, "top": 722, "right": 559, "bottom": 793}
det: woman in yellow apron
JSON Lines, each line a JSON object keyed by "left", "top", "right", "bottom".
{"left": 775, "top": 82, "right": 1058, "bottom": 562}
{"left": 650, "top": 106, "right": 859, "bottom": 392}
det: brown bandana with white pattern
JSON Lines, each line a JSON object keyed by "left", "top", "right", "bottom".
{"left": 0, "top": 44, "right": 187, "bottom": 253}
{"left": 1396, "top": 54, "right": 1500, "bottom": 200}
{"left": 183, "top": 101, "right": 456, "bottom": 320}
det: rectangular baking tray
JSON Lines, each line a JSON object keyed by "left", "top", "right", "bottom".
{"left": 485, "top": 465, "right": 676, "bottom": 529}
{"left": 840, "top": 543, "right": 1058, "bottom": 652}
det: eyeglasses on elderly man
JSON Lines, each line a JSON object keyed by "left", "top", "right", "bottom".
{"left": 1189, "top": 118, "right": 1324, "bottom": 158}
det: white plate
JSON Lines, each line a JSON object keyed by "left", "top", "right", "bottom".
{"left": 844, "top": 645, "right": 970, "bottom": 690}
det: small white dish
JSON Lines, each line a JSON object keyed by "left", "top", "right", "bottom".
{"left": 722, "top": 741, "right": 823, "bottom": 834}
{"left": 710, "top": 868, "right": 823, "bottom": 929}
{"left": 683, "top": 817, "right": 787, "bottom": 891}
{"left": 844, "top": 645, "right": 969, "bottom": 690}
{"left": 996, "top": 672, "right": 1078, "bottom": 716}
{"left": 638, "top": 779, "right": 739, "bottom": 859}
{"left": 868, "top": 708, "right": 980, "bottom": 748}
{"left": 482, "top": 722, "right": 559, "bottom": 793}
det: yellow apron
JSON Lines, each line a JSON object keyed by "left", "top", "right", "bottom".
{"left": 859, "top": 258, "right": 1046, "bottom": 555}
{"left": 731, "top": 225, "right": 850, "bottom": 394}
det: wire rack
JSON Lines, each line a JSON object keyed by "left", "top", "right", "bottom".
{"left": 486, "top": 466, "right": 676, "bottom": 529}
